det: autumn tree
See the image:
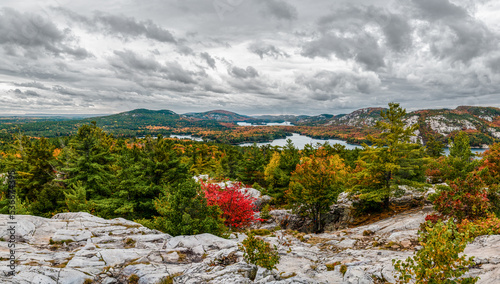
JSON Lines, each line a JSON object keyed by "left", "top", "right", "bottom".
{"left": 287, "top": 150, "right": 347, "bottom": 233}
{"left": 476, "top": 142, "right": 500, "bottom": 216}
{"left": 0, "top": 135, "right": 66, "bottom": 216}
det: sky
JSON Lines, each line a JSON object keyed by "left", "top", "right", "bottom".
{"left": 0, "top": 0, "right": 499, "bottom": 116}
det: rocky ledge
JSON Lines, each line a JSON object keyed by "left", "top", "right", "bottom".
{"left": 0, "top": 207, "right": 499, "bottom": 284}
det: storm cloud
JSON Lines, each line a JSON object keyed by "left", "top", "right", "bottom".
{"left": 229, "top": 66, "right": 259, "bottom": 79}
{"left": 54, "top": 7, "right": 177, "bottom": 43}
{"left": 258, "top": 0, "right": 298, "bottom": 21}
{"left": 0, "top": 0, "right": 499, "bottom": 115}
{"left": 0, "top": 8, "right": 91, "bottom": 59}
{"left": 248, "top": 41, "right": 289, "bottom": 59}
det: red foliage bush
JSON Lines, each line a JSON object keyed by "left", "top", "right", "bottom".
{"left": 201, "top": 181, "right": 256, "bottom": 228}
{"left": 425, "top": 214, "right": 444, "bottom": 224}
{"left": 433, "top": 174, "right": 490, "bottom": 222}
{"left": 457, "top": 214, "right": 500, "bottom": 238}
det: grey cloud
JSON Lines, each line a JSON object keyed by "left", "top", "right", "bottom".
{"left": 52, "top": 85, "right": 86, "bottom": 97}
{"left": 10, "top": 89, "right": 42, "bottom": 98}
{"left": 177, "top": 45, "right": 195, "bottom": 56}
{"left": 301, "top": 5, "right": 417, "bottom": 70}
{"left": 95, "top": 12, "right": 176, "bottom": 43}
{"left": 13, "top": 81, "right": 50, "bottom": 90}
{"left": 296, "top": 70, "right": 381, "bottom": 96}
{"left": 410, "top": 0, "right": 496, "bottom": 63}
{"left": 110, "top": 50, "right": 161, "bottom": 73}
{"left": 410, "top": 0, "right": 468, "bottom": 21}
{"left": 228, "top": 79, "right": 282, "bottom": 98}
{"left": 109, "top": 50, "right": 199, "bottom": 85}
{"left": 161, "top": 62, "right": 198, "bottom": 84}
{"left": 382, "top": 14, "right": 413, "bottom": 52}
{"left": 487, "top": 57, "right": 500, "bottom": 73}
{"left": 428, "top": 21, "right": 494, "bottom": 63}
{"left": 55, "top": 7, "right": 176, "bottom": 43}
{"left": 248, "top": 41, "right": 289, "bottom": 59}
{"left": 200, "top": 52, "right": 216, "bottom": 69}
{"left": 204, "top": 83, "right": 228, "bottom": 94}
{"left": 259, "top": 0, "right": 298, "bottom": 21}
{"left": 301, "top": 34, "right": 385, "bottom": 71}
{"left": 0, "top": 8, "right": 91, "bottom": 59}
{"left": 316, "top": 6, "right": 413, "bottom": 52}
{"left": 354, "top": 38, "right": 386, "bottom": 71}
{"left": 229, "top": 66, "right": 259, "bottom": 79}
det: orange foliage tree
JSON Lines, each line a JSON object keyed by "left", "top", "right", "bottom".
{"left": 286, "top": 150, "right": 347, "bottom": 233}
{"left": 477, "top": 142, "right": 500, "bottom": 215}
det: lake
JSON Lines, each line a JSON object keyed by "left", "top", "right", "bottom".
{"left": 238, "top": 133, "right": 362, "bottom": 149}
{"left": 170, "top": 134, "right": 203, "bottom": 141}
{"left": 169, "top": 133, "right": 488, "bottom": 156}
{"left": 236, "top": 121, "right": 294, "bottom": 126}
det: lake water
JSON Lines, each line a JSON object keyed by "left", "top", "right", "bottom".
{"left": 236, "top": 121, "right": 294, "bottom": 126}
{"left": 238, "top": 133, "right": 362, "bottom": 149}
{"left": 444, "top": 148, "right": 487, "bottom": 157}
{"left": 170, "top": 134, "right": 203, "bottom": 141}
{"left": 169, "top": 133, "right": 488, "bottom": 156}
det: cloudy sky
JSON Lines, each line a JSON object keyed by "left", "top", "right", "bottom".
{"left": 0, "top": 0, "right": 499, "bottom": 116}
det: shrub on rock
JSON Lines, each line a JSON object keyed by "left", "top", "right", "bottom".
{"left": 201, "top": 181, "right": 255, "bottom": 229}
{"left": 393, "top": 219, "right": 478, "bottom": 284}
{"left": 432, "top": 174, "right": 490, "bottom": 222}
{"left": 239, "top": 233, "right": 280, "bottom": 271}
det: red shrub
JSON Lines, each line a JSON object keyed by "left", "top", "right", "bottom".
{"left": 425, "top": 214, "right": 444, "bottom": 224}
{"left": 201, "top": 181, "right": 256, "bottom": 228}
{"left": 433, "top": 174, "right": 490, "bottom": 222}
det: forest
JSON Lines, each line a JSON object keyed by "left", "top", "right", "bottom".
{"left": 0, "top": 103, "right": 499, "bottom": 251}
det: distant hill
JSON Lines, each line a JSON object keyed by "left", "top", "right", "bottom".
{"left": 0, "top": 109, "right": 225, "bottom": 138}
{"left": 315, "top": 106, "right": 500, "bottom": 147}
{"left": 326, "top": 107, "right": 386, "bottom": 127}
{"left": 253, "top": 114, "right": 334, "bottom": 125}
{"left": 407, "top": 106, "right": 500, "bottom": 146}
{"left": 182, "top": 110, "right": 259, "bottom": 123}
{"left": 1, "top": 106, "right": 499, "bottom": 147}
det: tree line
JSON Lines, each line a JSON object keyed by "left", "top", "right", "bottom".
{"left": 0, "top": 103, "right": 499, "bottom": 237}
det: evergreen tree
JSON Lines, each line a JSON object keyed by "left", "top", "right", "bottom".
{"left": 238, "top": 144, "right": 267, "bottom": 185}
{"left": 64, "top": 122, "right": 116, "bottom": 200}
{"left": 104, "top": 141, "right": 151, "bottom": 219}
{"left": 263, "top": 140, "right": 300, "bottom": 204}
{"left": 449, "top": 131, "right": 473, "bottom": 162}
{"left": 350, "top": 103, "right": 426, "bottom": 209}
{"left": 425, "top": 135, "right": 445, "bottom": 158}
{"left": 144, "top": 179, "right": 226, "bottom": 237}
{"left": 438, "top": 131, "right": 479, "bottom": 181}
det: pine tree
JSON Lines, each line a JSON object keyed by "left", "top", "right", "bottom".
{"left": 350, "top": 103, "right": 426, "bottom": 210}
{"left": 263, "top": 140, "right": 300, "bottom": 204}
{"left": 146, "top": 179, "right": 226, "bottom": 237}
{"left": 425, "top": 135, "right": 445, "bottom": 158}
{"left": 238, "top": 144, "right": 267, "bottom": 185}
{"left": 63, "top": 123, "right": 116, "bottom": 206}
{"left": 449, "top": 131, "right": 473, "bottom": 162}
